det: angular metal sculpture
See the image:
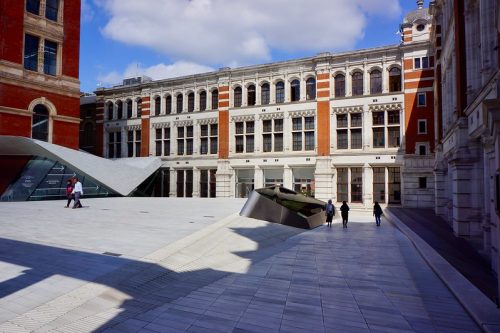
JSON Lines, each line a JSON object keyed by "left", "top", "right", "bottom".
{"left": 240, "top": 186, "right": 327, "bottom": 229}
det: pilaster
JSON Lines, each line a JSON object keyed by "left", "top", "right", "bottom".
{"left": 314, "top": 156, "right": 334, "bottom": 201}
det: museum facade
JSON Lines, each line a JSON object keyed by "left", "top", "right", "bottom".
{"left": 94, "top": 4, "right": 435, "bottom": 209}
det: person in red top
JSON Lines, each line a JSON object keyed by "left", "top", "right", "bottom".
{"left": 64, "top": 178, "right": 74, "bottom": 208}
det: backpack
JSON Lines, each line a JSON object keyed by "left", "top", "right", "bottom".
{"left": 326, "top": 203, "right": 334, "bottom": 215}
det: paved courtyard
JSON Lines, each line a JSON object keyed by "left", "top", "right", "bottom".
{"left": 0, "top": 198, "right": 480, "bottom": 332}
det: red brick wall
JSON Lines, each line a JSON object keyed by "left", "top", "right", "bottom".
{"left": 0, "top": 112, "right": 31, "bottom": 137}
{"left": 62, "top": 0, "right": 81, "bottom": 79}
{"left": 0, "top": 0, "right": 24, "bottom": 64}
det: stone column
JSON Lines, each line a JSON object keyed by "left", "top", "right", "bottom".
{"left": 283, "top": 165, "right": 293, "bottom": 189}
{"left": 254, "top": 166, "right": 264, "bottom": 188}
{"left": 363, "top": 164, "right": 373, "bottom": 208}
{"left": 314, "top": 156, "right": 334, "bottom": 201}
{"left": 192, "top": 167, "right": 200, "bottom": 197}
{"left": 363, "top": 106, "right": 371, "bottom": 150}
{"left": 216, "top": 159, "right": 233, "bottom": 197}
{"left": 169, "top": 169, "right": 176, "bottom": 197}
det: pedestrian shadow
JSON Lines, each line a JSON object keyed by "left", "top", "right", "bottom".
{"left": 0, "top": 221, "right": 303, "bottom": 332}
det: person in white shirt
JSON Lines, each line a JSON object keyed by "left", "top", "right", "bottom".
{"left": 71, "top": 178, "right": 83, "bottom": 209}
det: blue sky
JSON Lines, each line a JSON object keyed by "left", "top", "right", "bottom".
{"left": 79, "top": 0, "right": 421, "bottom": 93}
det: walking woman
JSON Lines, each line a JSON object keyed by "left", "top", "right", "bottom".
{"left": 373, "top": 201, "right": 383, "bottom": 226}
{"left": 64, "top": 178, "right": 74, "bottom": 208}
{"left": 340, "top": 201, "right": 350, "bottom": 228}
{"left": 325, "top": 199, "right": 335, "bottom": 227}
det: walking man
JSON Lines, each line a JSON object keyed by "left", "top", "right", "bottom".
{"left": 340, "top": 201, "right": 350, "bottom": 228}
{"left": 373, "top": 201, "right": 383, "bottom": 226}
{"left": 72, "top": 177, "right": 83, "bottom": 209}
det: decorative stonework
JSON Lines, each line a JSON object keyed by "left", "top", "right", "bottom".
{"left": 231, "top": 115, "right": 255, "bottom": 122}
{"left": 152, "top": 122, "right": 171, "bottom": 129}
{"left": 259, "top": 112, "right": 284, "bottom": 120}
{"left": 125, "top": 124, "right": 141, "bottom": 131}
{"left": 173, "top": 120, "right": 194, "bottom": 127}
{"left": 332, "top": 105, "right": 363, "bottom": 114}
{"left": 197, "top": 118, "right": 218, "bottom": 125}
{"left": 288, "top": 109, "right": 315, "bottom": 118}
{"left": 368, "top": 103, "right": 402, "bottom": 112}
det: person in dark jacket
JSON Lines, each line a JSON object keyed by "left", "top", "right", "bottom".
{"left": 340, "top": 201, "right": 349, "bottom": 228}
{"left": 325, "top": 199, "right": 335, "bottom": 227}
{"left": 373, "top": 201, "right": 383, "bottom": 226}
{"left": 64, "top": 178, "right": 74, "bottom": 208}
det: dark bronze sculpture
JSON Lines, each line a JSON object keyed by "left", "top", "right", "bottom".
{"left": 239, "top": 185, "right": 327, "bottom": 229}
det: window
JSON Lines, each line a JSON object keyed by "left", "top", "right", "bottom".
{"left": 200, "top": 169, "right": 217, "bottom": 198}
{"left": 350, "top": 114, "right": 363, "bottom": 149}
{"left": 116, "top": 101, "right": 123, "bottom": 119}
{"left": 26, "top": 0, "right": 40, "bottom": 15}
{"left": 154, "top": 96, "right": 161, "bottom": 116}
{"left": 293, "top": 168, "right": 315, "bottom": 197}
{"left": 234, "top": 87, "right": 242, "bottom": 107}
{"left": 351, "top": 167, "right": 363, "bottom": 202}
{"left": 262, "top": 119, "right": 283, "bottom": 152}
{"left": 236, "top": 169, "right": 254, "bottom": 198}
{"left": 337, "top": 168, "right": 348, "bottom": 202}
{"left": 414, "top": 56, "right": 430, "bottom": 69}
{"left": 199, "top": 91, "right": 207, "bottom": 111}
{"left": 352, "top": 72, "right": 363, "bottom": 96}
{"left": 418, "top": 144, "right": 427, "bottom": 155}
{"left": 291, "top": 79, "right": 300, "bottom": 102}
{"left": 418, "top": 119, "right": 427, "bottom": 134}
{"left": 388, "top": 167, "right": 401, "bottom": 204}
{"left": 247, "top": 85, "right": 256, "bottom": 106}
{"left": 107, "top": 131, "right": 121, "bottom": 158}
{"left": 373, "top": 128, "right": 385, "bottom": 148}
{"left": 136, "top": 99, "right": 142, "bottom": 118}
{"left": 43, "top": 40, "right": 57, "bottom": 75}
{"left": 187, "top": 92, "right": 194, "bottom": 112}
{"left": 155, "top": 128, "right": 170, "bottom": 156}
{"left": 337, "top": 114, "right": 347, "bottom": 128}
{"left": 292, "top": 116, "right": 315, "bottom": 151}
{"left": 419, "top": 177, "right": 427, "bottom": 189}
{"left": 389, "top": 67, "right": 402, "bottom": 92}
{"left": 24, "top": 34, "right": 39, "bottom": 72}
{"left": 165, "top": 95, "right": 172, "bottom": 114}
{"left": 337, "top": 130, "right": 348, "bottom": 149}
{"left": 334, "top": 74, "right": 345, "bottom": 97}
{"left": 370, "top": 70, "right": 382, "bottom": 94}
{"left": 306, "top": 77, "right": 316, "bottom": 100}
{"left": 211, "top": 89, "right": 218, "bottom": 110}
{"left": 177, "top": 126, "right": 193, "bottom": 155}
{"left": 416, "top": 24, "right": 425, "bottom": 31}
{"left": 373, "top": 110, "right": 400, "bottom": 148}
{"left": 235, "top": 121, "right": 254, "bottom": 153}
{"left": 388, "top": 110, "right": 400, "bottom": 124}
{"left": 388, "top": 127, "right": 400, "bottom": 147}
{"left": 45, "top": 0, "right": 59, "bottom": 21}
{"left": 126, "top": 100, "right": 132, "bottom": 118}
{"left": 32, "top": 104, "right": 49, "bottom": 141}
{"left": 127, "top": 130, "right": 141, "bottom": 157}
{"left": 200, "top": 124, "right": 218, "bottom": 154}
{"left": 373, "top": 167, "right": 385, "bottom": 203}
{"left": 337, "top": 113, "right": 362, "bottom": 149}
{"left": 264, "top": 169, "right": 283, "bottom": 188}
{"left": 276, "top": 81, "right": 284, "bottom": 103}
{"left": 261, "top": 83, "right": 270, "bottom": 105}
{"left": 107, "top": 103, "right": 113, "bottom": 120}
{"left": 417, "top": 92, "right": 426, "bottom": 106}
{"left": 176, "top": 94, "right": 183, "bottom": 113}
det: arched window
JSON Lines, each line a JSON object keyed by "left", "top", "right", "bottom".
{"left": 32, "top": 104, "right": 49, "bottom": 141}
{"left": 352, "top": 72, "right": 363, "bottom": 96}
{"left": 261, "top": 83, "right": 270, "bottom": 105}
{"left": 165, "top": 95, "right": 172, "bottom": 114}
{"left": 116, "top": 101, "right": 123, "bottom": 119}
{"left": 389, "top": 67, "right": 402, "bottom": 92}
{"left": 370, "top": 69, "right": 382, "bottom": 94}
{"left": 154, "top": 96, "right": 161, "bottom": 116}
{"left": 290, "top": 79, "right": 300, "bottom": 102}
{"left": 306, "top": 77, "right": 316, "bottom": 100}
{"left": 188, "top": 92, "right": 194, "bottom": 112}
{"left": 334, "top": 74, "right": 345, "bottom": 97}
{"left": 247, "top": 85, "right": 256, "bottom": 106}
{"left": 126, "top": 100, "right": 132, "bottom": 118}
{"left": 234, "top": 87, "right": 242, "bottom": 107}
{"left": 136, "top": 98, "right": 142, "bottom": 117}
{"left": 276, "top": 81, "right": 284, "bottom": 103}
{"left": 200, "top": 91, "right": 207, "bottom": 111}
{"left": 176, "top": 94, "right": 183, "bottom": 113}
{"left": 211, "top": 89, "right": 219, "bottom": 110}
{"left": 107, "top": 102, "right": 113, "bottom": 120}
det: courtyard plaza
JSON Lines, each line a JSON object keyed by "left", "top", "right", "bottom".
{"left": 0, "top": 198, "right": 483, "bottom": 333}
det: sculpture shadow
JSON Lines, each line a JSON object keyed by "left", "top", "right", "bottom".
{"left": 0, "top": 222, "right": 304, "bottom": 332}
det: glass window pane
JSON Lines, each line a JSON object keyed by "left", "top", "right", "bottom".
{"left": 337, "top": 130, "right": 348, "bottom": 149}
{"left": 261, "top": 83, "right": 270, "bottom": 104}
{"left": 24, "top": 34, "right": 39, "bottom": 71}
{"left": 350, "top": 113, "right": 362, "bottom": 127}
{"left": 306, "top": 78, "right": 316, "bottom": 100}
{"left": 26, "top": 0, "right": 40, "bottom": 15}
{"left": 276, "top": 82, "right": 284, "bottom": 103}
{"left": 45, "top": 0, "right": 59, "bottom": 21}
{"left": 337, "top": 114, "right": 347, "bottom": 128}
{"left": 335, "top": 74, "right": 345, "bottom": 97}
{"left": 373, "top": 128, "right": 385, "bottom": 148}
{"left": 351, "top": 167, "right": 363, "bottom": 202}
{"left": 350, "top": 129, "right": 362, "bottom": 149}
{"left": 211, "top": 90, "right": 218, "bottom": 110}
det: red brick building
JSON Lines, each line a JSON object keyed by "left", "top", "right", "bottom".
{"left": 0, "top": 0, "right": 81, "bottom": 149}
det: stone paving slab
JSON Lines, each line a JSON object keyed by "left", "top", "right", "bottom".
{"left": 0, "top": 199, "right": 483, "bottom": 332}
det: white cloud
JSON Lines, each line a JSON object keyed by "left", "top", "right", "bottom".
{"left": 97, "top": 61, "right": 215, "bottom": 86}
{"left": 94, "top": 0, "right": 402, "bottom": 66}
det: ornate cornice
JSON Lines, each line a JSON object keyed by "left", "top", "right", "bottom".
{"left": 125, "top": 124, "right": 141, "bottom": 131}
{"left": 368, "top": 102, "right": 402, "bottom": 112}
{"left": 332, "top": 105, "right": 363, "bottom": 114}
{"left": 259, "top": 112, "right": 284, "bottom": 120}
{"left": 173, "top": 120, "right": 194, "bottom": 127}
{"left": 197, "top": 118, "right": 218, "bottom": 125}
{"left": 231, "top": 114, "right": 255, "bottom": 122}
{"left": 289, "top": 109, "right": 315, "bottom": 118}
